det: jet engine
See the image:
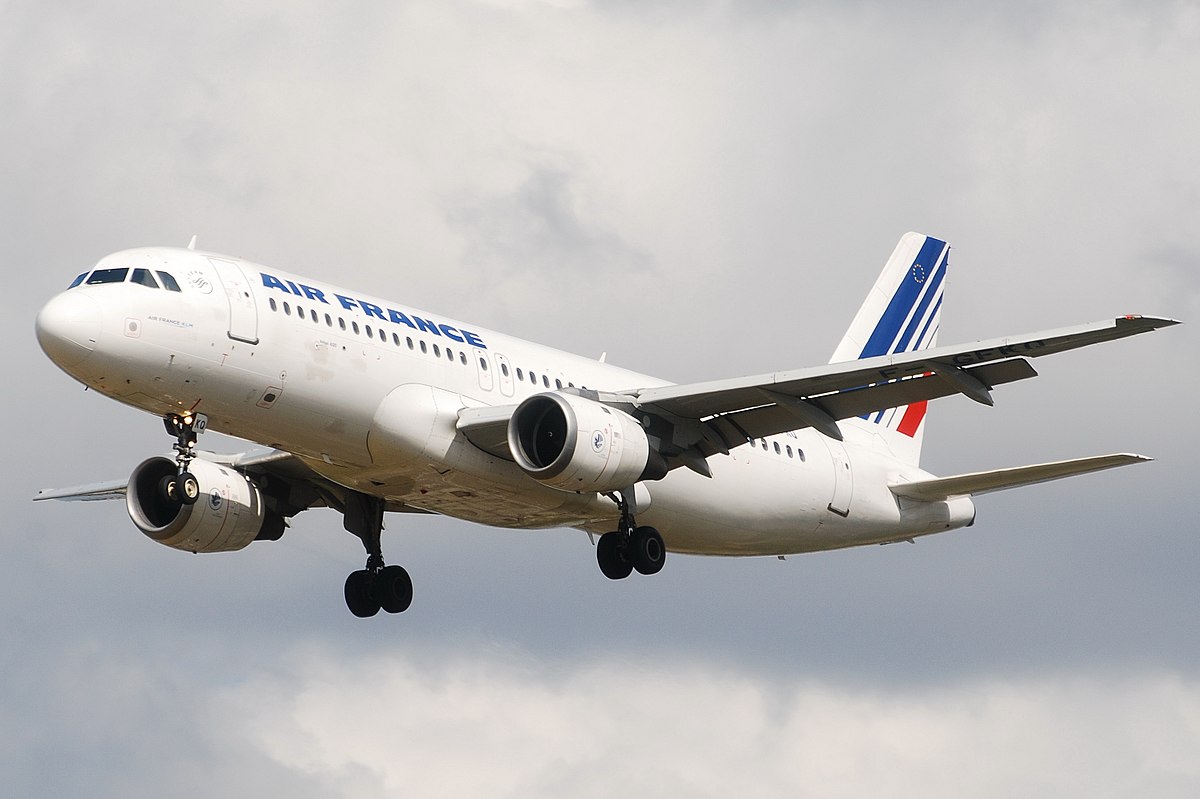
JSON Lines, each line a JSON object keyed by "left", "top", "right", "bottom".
{"left": 126, "top": 456, "right": 267, "bottom": 553}
{"left": 507, "top": 392, "right": 666, "bottom": 493}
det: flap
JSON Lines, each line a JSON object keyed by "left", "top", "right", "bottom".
{"left": 704, "top": 358, "right": 1037, "bottom": 445}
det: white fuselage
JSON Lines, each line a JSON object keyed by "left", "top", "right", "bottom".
{"left": 38, "top": 247, "right": 973, "bottom": 556}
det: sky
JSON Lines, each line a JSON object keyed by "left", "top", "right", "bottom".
{"left": 3, "top": 0, "right": 1199, "bottom": 795}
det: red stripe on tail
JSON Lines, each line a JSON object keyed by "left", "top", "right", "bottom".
{"left": 896, "top": 401, "right": 927, "bottom": 438}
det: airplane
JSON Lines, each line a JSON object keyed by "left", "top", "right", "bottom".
{"left": 34, "top": 232, "right": 1178, "bottom": 617}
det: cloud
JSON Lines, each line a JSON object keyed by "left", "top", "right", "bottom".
{"left": 5, "top": 1, "right": 1200, "bottom": 794}
{"left": 214, "top": 649, "right": 1200, "bottom": 798}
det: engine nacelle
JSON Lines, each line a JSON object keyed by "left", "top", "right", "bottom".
{"left": 126, "top": 457, "right": 267, "bottom": 553}
{"left": 507, "top": 392, "right": 665, "bottom": 493}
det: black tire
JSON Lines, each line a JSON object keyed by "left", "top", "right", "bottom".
{"left": 378, "top": 565, "right": 413, "bottom": 614}
{"left": 631, "top": 526, "right": 666, "bottom": 575}
{"left": 178, "top": 472, "right": 200, "bottom": 506}
{"left": 344, "top": 570, "right": 381, "bottom": 618}
{"left": 158, "top": 474, "right": 181, "bottom": 504}
{"left": 596, "top": 531, "right": 633, "bottom": 580}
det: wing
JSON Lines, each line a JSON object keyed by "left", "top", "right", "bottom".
{"left": 33, "top": 447, "right": 307, "bottom": 502}
{"left": 34, "top": 480, "right": 129, "bottom": 502}
{"left": 457, "top": 316, "right": 1176, "bottom": 474}
{"left": 631, "top": 315, "right": 1178, "bottom": 452}
{"left": 31, "top": 446, "right": 416, "bottom": 513}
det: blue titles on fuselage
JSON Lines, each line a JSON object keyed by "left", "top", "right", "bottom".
{"left": 260, "top": 272, "right": 486, "bottom": 348}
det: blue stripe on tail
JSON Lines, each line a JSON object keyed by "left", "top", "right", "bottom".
{"left": 858, "top": 236, "right": 947, "bottom": 359}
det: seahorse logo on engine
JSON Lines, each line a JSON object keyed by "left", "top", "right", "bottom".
{"left": 209, "top": 490, "right": 223, "bottom": 511}
{"left": 591, "top": 430, "right": 607, "bottom": 453}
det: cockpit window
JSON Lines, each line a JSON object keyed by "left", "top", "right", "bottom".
{"left": 131, "top": 268, "right": 160, "bottom": 289}
{"left": 68, "top": 273, "right": 87, "bottom": 289}
{"left": 156, "top": 271, "right": 182, "bottom": 292}
{"left": 86, "top": 268, "right": 129, "bottom": 285}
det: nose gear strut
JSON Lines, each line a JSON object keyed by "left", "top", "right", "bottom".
{"left": 160, "top": 412, "right": 207, "bottom": 506}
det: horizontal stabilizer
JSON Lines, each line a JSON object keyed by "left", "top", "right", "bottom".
{"left": 888, "top": 453, "right": 1151, "bottom": 501}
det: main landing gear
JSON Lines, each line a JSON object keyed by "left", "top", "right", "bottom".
{"left": 341, "top": 492, "right": 413, "bottom": 618}
{"left": 596, "top": 492, "right": 666, "bottom": 580}
{"left": 159, "top": 412, "right": 206, "bottom": 506}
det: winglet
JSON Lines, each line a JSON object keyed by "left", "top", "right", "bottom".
{"left": 1120, "top": 314, "right": 1180, "bottom": 330}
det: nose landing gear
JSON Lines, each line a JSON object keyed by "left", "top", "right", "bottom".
{"left": 161, "top": 412, "right": 206, "bottom": 506}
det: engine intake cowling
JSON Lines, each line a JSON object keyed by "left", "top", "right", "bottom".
{"left": 126, "top": 457, "right": 267, "bottom": 553}
{"left": 507, "top": 392, "right": 665, "bottom": 493}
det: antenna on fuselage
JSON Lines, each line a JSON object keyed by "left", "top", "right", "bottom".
{"left": 187, "top": 235, "right": 198, "bottom": 251}
{"left": 598, "top": 352, "right": 607, "bottom": 363}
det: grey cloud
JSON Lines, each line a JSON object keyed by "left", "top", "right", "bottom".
{"left": 4, "top": 0, "right": 1199, "bottom": 794}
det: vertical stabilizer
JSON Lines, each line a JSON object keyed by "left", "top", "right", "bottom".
{"left": 830, "top": 232, "right": 949, "bottom": 465}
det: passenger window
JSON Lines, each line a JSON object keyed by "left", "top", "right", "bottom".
{"left": 365, "top": 325, "right": 372, "bottom": 338}
{"left": 352, "top": 322, "right": 360, "bottom": 335}
{"left": 269, "top": 298, "right": 278, "bottom": 312}
{"left": 420, "top": 341, "right": 427, "bottom": 354}
{"left": 501, "top": 363, "right": 510, "bottom": 377}
{"left": 156, "top": 271, "right": 182, "bottom": 292}
{"left": 407, "top": 337, "right": 414, "bottom": 350}
{"left": 555, "top": 379, "right": 563, "bottom": 389}
{"left": 86, "top": 268, "right": 128, "bottom": 284}
{"left": 283, "top": 302, "right": 291, "bottom": 316}
{"left": 479, "top": 357, "right": 488, "bottom": 371}
{"left": 516, "top": 368, "right": 524, "bottom": 381}
{"left": 761, "top": 440, "right": 767, "bottom": 450}
{"left": 446, "top": 348, "right": 454, "bottom": 361}
{"left": 459, "top": 352, "right": 467, "bottom": 365}
{"left": 325, "top": 314, "right": 333, "bottom": 327}
{"left": 339, "top": 318, "right": 347, "bottom": 331}
{"left": 68, "top": 273, "right": 87, "bottom": 289}
{"left": 392, "top": 333, "right": 400, "bottom": 346}
{"left": 379, "top": 328, "right": 386, "bottom": 342}
{"left": 786, "top": 445, "right": 793, "bottom": 458}
{"left": 773, "top": 442, "right": 781, "bottom": 455}
{"left": 797, "top": 449, "right": 806, "bottom": 462}
{"left": 433, "top": 344, "right": 441, "bottom": 357}
{"left": 312, "top": 310, "right": 319, "bottom": 323}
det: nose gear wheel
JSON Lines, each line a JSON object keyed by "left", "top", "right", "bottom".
{"left": 161, "top": 413, "right": 207, "bottom": 506}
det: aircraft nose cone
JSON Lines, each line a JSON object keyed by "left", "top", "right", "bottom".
{"left": 36, "top": 291, "right": 101, "bottom": 368}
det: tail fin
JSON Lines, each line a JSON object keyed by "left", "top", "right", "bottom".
{"left": 830, "top": 232, "right": 949, "bottom": 465}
